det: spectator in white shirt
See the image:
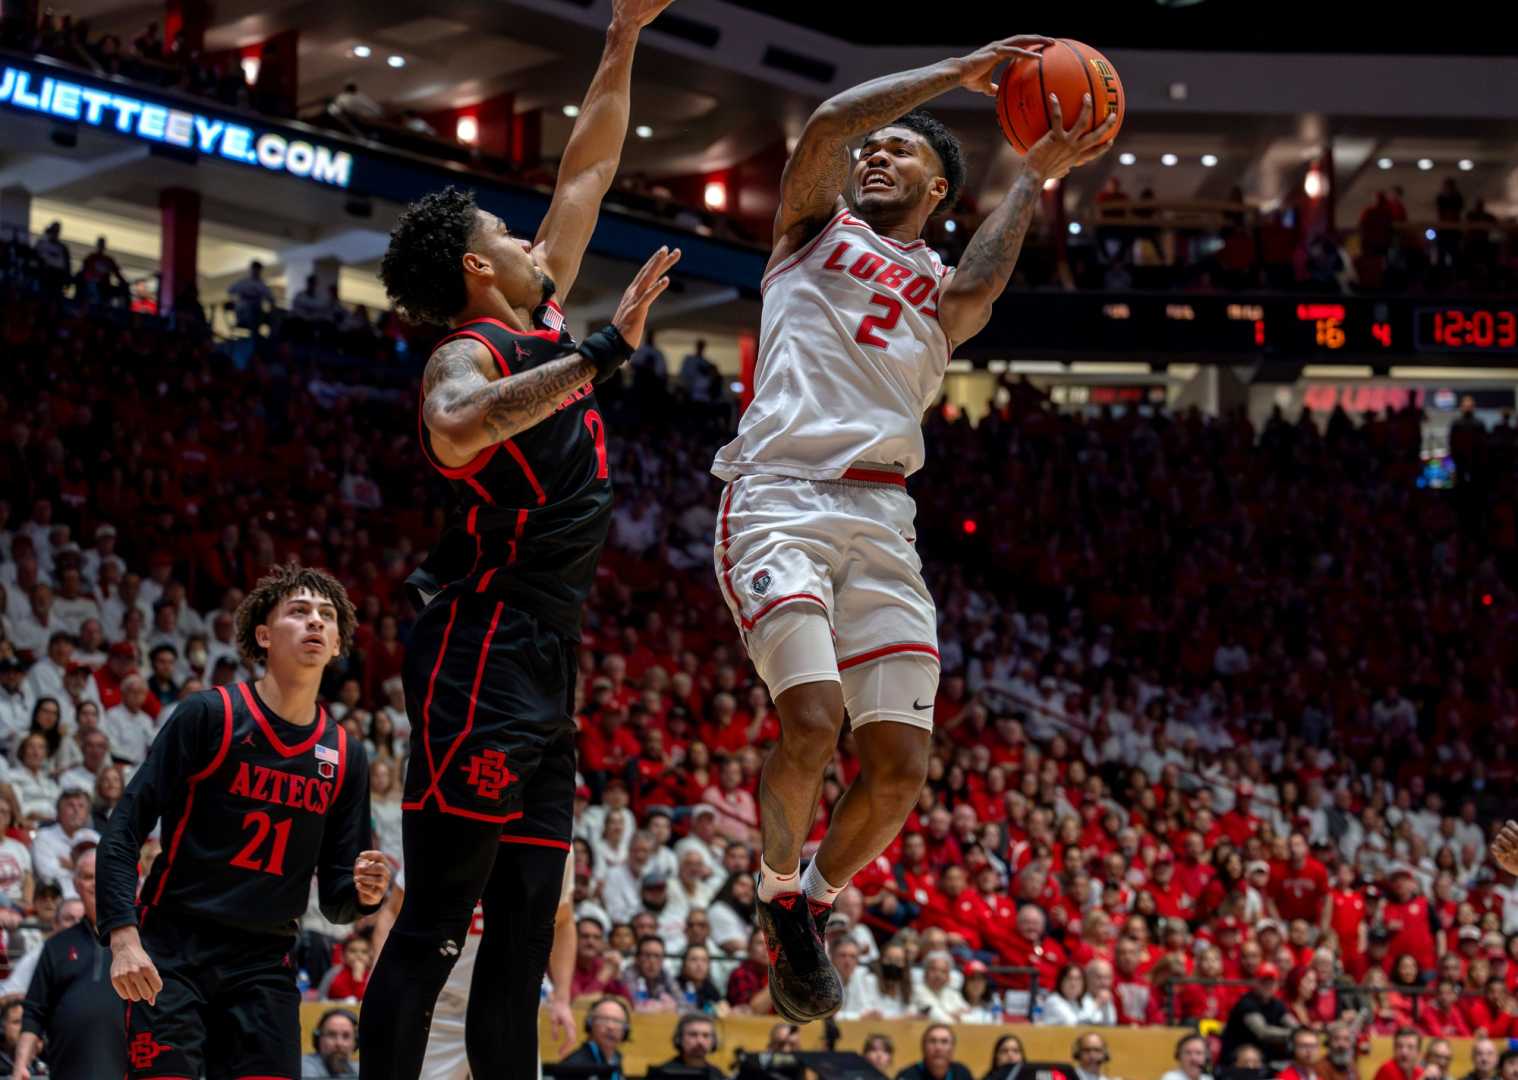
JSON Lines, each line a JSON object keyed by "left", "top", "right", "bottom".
{"left": 57, "top": 725, "right": 111, "bottom": 795}
{"left": 100, "top": 573, "right": 153, "bottom": 642}
{"left": 72, "top": 618, "right": 107, "bottom": 671}
{"left": 102, "top": 674, "right": 156, "bottom": 766}
{"left": 11, "top": 733, "right": 62, "bottom": 823}
{"left": 834, "top": 937, "right": 887, "bottom": 1020}
{"left": 227, "top": 260, "right": 275, "bottom": 332}
{"left": 912, "top": 950, "right": 970, "bottom": 1023}
{"left": 601, "top": 831, "right": 658, "bottom": 925}
{"left": 49, "top": 567, "right": 99, "bottom": 637}
{"left": 1039, "top": 963, "right": 1101, "bottom": 1025}
{"left": 833, "top": 887, "right": 880, "bottom": 963}
{"left": 23, "top": 632, "right": 74, "bottom": 706}
{"left": 0, "top": 792, "right": 32, "bottom": 904}
{"left": 669, "top": 847, "right": 720, "bottom": 913}
{"left": 1080, "top": 959, "right": 1120, "bottom": 1026}
{"left": 9, "top": 585, "right": 65, "bottom": 661}
{"left": 79, "top": 523, "right": 124, "bottom": 586}
{"left": 29, "top": 789, "right": 99, "bottom": 899}
{"left": 0, "top": 659, "right": 35, "bottom": 754}
{"left": 673, "top": 804, "right": 726, "bottom": 877}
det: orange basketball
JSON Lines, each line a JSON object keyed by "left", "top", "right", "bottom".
{"left": 997, "top": 39, "right": 1124, "bottom": 154}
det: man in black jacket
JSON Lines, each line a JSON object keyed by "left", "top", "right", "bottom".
{"left": 895, "top": 1024, "right": 973, "bottom": 1080}
{"left": 552, "top": 997, "right": 631, "bottom": 1079}
{"left": 13, "top": 843, "right": 126, "bottom": 1079}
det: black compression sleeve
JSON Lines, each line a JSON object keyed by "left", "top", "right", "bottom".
{"left": 577, "top": 325, "right": 634, "bottom": 384}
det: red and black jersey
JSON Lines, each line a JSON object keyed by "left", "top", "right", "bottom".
{"left": 97, "top": 683, "right": 375, "bottom": 938}
{"left": 411, "top": 303, "right": 612, "bottom": 637}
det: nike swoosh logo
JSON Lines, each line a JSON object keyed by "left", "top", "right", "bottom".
{"left": 913, "top": 699, "right": 930, "bottom": 710}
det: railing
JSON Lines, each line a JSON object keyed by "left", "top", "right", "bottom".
{"left": 1161, "top": 975, "right": 1463, "bottom": 1029}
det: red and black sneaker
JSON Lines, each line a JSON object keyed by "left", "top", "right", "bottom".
{"left": 755, "top": 892, "right": 843, "bottom": 1023}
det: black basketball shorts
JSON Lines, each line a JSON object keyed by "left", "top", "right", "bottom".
{"left": 127, "top": 909, "right": 299, "bottom": 1079}
{"left": 401, "top": 589, "right": 576, "bottom": 844}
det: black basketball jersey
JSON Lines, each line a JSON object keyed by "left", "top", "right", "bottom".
{"left": 410, "top": 300, "right": 613, "bottom": 637}
{"left": 96, "top": 683, "right": 375, "bottom": 939}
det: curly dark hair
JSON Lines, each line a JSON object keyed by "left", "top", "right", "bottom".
{"left": 871, "top": 110, "right": 966, "bottom": 216}
{"left": 234, "top": 563, "right": 356, "bottom": 667}
{"left": 379, "top": 185, "right": 480, "bottom": 325}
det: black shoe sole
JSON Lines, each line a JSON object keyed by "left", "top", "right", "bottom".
{"left": 756, "top": 900, "right": 843, "bottom": 1023}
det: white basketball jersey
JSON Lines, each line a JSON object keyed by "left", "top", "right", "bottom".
{"left": 712, "top": 208, "right": 952, "bottom": 481}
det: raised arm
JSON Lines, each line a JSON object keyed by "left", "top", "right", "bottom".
{"left": 423, "top": 246, "right": 682, "bottom": 462}
{"left": 773, "top": 35, "right": 1051, "bottom": 255}
{"left": 938, "top": 94, "right": 1117, "bottom": 350}
{"left": 532, "top": 0, "right": 675, "bottom": 305}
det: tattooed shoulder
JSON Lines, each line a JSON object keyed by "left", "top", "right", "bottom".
{"left": 422, "top": 336, "right": 491, "bottom": 397}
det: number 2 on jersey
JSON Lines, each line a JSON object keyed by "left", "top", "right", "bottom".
{"left": 230, "top": 810, "right": 292, "bottom": 876}
{"left": 854, "top": 293, "right": 903, "bottom": 349}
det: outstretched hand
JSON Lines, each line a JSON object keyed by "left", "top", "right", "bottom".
{"left": 957, "top": 35, "right": 1053, "bottom": 96}
{"left": 1023, "top": 93, "right": 1119, "bottom": 182}
{"left": 1494, "top": 821, "right": 1518, "bottom": 875}
{"left": 611, "top": 246, "right": 682, "bottom": 350}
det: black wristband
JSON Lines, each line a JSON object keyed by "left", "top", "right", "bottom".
{"left": 577, "top": 325, "right": 634, "bottom": 384}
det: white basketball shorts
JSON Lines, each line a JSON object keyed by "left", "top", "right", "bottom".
{"left": 714, "top": 470, "right": 940, "bottom": 730}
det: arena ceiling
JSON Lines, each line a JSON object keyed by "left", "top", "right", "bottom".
{"left": 720, "top": 0, "right": 1518, "bottom": 56}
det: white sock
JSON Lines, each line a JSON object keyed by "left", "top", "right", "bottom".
{"left": 801, "top": 861, "right": 845, "bottom": 907}
{"left": 756, "top": 857, "right": 800, "bottom": 902}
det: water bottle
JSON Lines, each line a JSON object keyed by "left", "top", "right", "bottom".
{"left": 296, "top": 969, "right": 311, "bottom": 999}
{"left": 990, "top": 997, "right": 1005, "bottom": 1025}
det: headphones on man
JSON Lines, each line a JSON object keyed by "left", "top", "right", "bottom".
{"left": 1175, "top": 1034, "right": 1212, "bottom": 1069}
{"left": 313, "top": 1008, "right": 360, "bottom": 1051}
{"left": 1072, "top": 1036, "right": 1111, "bottom": 1066}
{"left": 672, "top": 1012, "right": 720, "bottom": 1053}
{"left": 585, "top": 996, "right": 633, "bottom": 1043}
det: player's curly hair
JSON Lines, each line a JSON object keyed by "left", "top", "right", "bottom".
{"left": 876, "top": 110, "right": 966, "bottom": 216}
{"left": 235, "top": 562, "right": 356, "bottom": 667}
{"left": 379, "top": 185, "right": 480, "bottom": 325}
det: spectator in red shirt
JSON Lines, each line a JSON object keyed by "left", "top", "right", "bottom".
{"left": 1373, "top": 1029, "right": 1424, "bottom": 1080}
{"left": 726, "top": 929, "right": 772, "bottom": 1014}
{"left": 1422, "top": 978, "right": 1472, "bottom": 1038}
{"left": 1327, "top": 863, "right": 1369, "bottom": 970}
{"left": 324, "top": 937, "right": 373, "bottom": 1001}
{"left": 569, "top": 917, "right": 631, "bottom": 1000}
{"left": 1112, "top": 936, "right": 1154, "bottom": 1025}
{"left": 1220, "top": 783, "right": 1262, "bottom": 847}
{"left": 915, "top": 864, "right": 991, "bottom": 951}
{"left": 579, "top": 698, "right": 641, "bottom": 790}
{"left": 987, "top": 903, "right": 1065, "bottom": 993}
{"left": 1273, "top": 834, "right": 1331, "bottom": 924}
{"left": 1145, "top": 852, "right": 1194, "bottom": 920}
{"left": 921, "top": 806, "right": 963, "bottom": 872}
{"left": 1383, "top": 869, "right": 1439, "bottom": 976}
{"left": 702, "top": 757, "right": 760, "bottom": 845}
{"left": 1466, "top": 978, "right": 1516, "bottom": 1037}
{"left": 1280, "top": 1027, "right": 1324, "bottom": 1080}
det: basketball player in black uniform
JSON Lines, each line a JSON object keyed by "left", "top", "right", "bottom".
{"left": 97, "top": 563, "right": 390, "bottom": 1079}
{"left": 359, "top": 1, "right": 679, "bottom": 1075}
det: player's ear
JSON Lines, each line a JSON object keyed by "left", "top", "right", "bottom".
{"left": 255, "top": 622, "right": 271, "bottom": 651}
{"left": 461, "top": 250, "right": 493, "bottom": 280}
{"left": 928, "top": 175, "right": 949, "bottom": 206}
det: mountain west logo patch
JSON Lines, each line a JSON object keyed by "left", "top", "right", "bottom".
{"left": 751, "top": 570, "right": 773, "bottom": 596}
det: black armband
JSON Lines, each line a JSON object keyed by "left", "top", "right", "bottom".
{"left": 577, "top": 325, "right": 633, "bottom": 384}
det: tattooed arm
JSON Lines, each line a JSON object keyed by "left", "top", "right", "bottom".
{"left": 421, "top": 338, "right": 597, "bottom": 462}
{"left": 938, "top": 94, "right": 1118, "bottom": 350}
{"left": 771, "top": 35, "right": 1050, "bottom": 259}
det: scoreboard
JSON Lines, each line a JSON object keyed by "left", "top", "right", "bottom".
{"left": 975, "top": 295, "right": 1518, "bottom": 358}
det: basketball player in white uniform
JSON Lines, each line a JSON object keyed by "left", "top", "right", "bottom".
{"left": 712, "top": 36, "right": 1117, "bottom": 1020}
{"left": 374, "top": 855, "right": 577, "bottom": 1079}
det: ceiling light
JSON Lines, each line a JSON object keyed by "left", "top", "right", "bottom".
{"left": 352, "top": 45, "right": 371, "bottom": 58}
{"left": 1118, "top": 152, "right": 1136, "bottom": 166}
{"left": 1304, "top": 169, "right": 1325, "bottom": 198}
{"left": 563, "top": 104, "right": 580, "bottom": 118}
{"left": 1043, "top": 177, "right": 1059, "bottom": 191}
{"left": 456, "top": 116, "right": 478, "bottom": 145}
{"left": 1161, "top": 153, "right": 1178, "bottom": 167}
{"left": 1068, "top": 222, "right": 1083, "bottom": 236}
{"left": 1377, "top": 157, "right": 1393, "bottom": 170}
{"left": 1425, "top": 228, "right": 1437, "bottom": 241}
{"left": 635, "top": 125, "right": 653, "bottom": 139}
{"left": 1417, "top": 158, "right": 1434, "bottom": 171}
{"left": 386, "top": 55, "right": 405, "bottom": 68}
{"left": 1200, "top": 154, "right": 1218, "bottom": 167}
{"left": 704, "top": 180, "right": 727, "bottom": 212}
{"left": 943, "top": 219, "right": 957, "bottom": 233}
{"left": 1458, "top": 158, "right": 1474, "bottom": 171}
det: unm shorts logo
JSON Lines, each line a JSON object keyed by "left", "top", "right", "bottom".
{"left": 462, "top": 748, "right": 519, "bottom": 802}
{"left": 751, "top": 569, "right": 773, "bottom": 597}
{"left": 129, "top": 1032, "right": 172, "bottom": 1071}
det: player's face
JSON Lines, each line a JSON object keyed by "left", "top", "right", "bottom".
{"left": 470, "top": 210, "right": 556, "bottom": 312}
{"left": 260, "top": 588, "right": 341, "bottom": 669}
{"left": 853, "top": 127, "right": 947, "bottom": 221}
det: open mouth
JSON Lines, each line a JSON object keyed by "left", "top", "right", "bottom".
{"left": 861, "top": 170, "right": 894, "bottom": 193}
{"left": 302, "top": 634, "right": 326, "bottom": 647}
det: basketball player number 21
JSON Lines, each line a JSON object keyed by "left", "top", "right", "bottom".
{"left": 230, "top": 810, "right": 292, "bottom": 876}
{"left": 855, "top": 293, "right": 903, "bottom": 349}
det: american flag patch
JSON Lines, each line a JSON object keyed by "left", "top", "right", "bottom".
{"left": 315, "top": 744, "right": 340, "bottom": 765}
{"left": 540, "top": 301, "right": 565, "bottom": 333}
